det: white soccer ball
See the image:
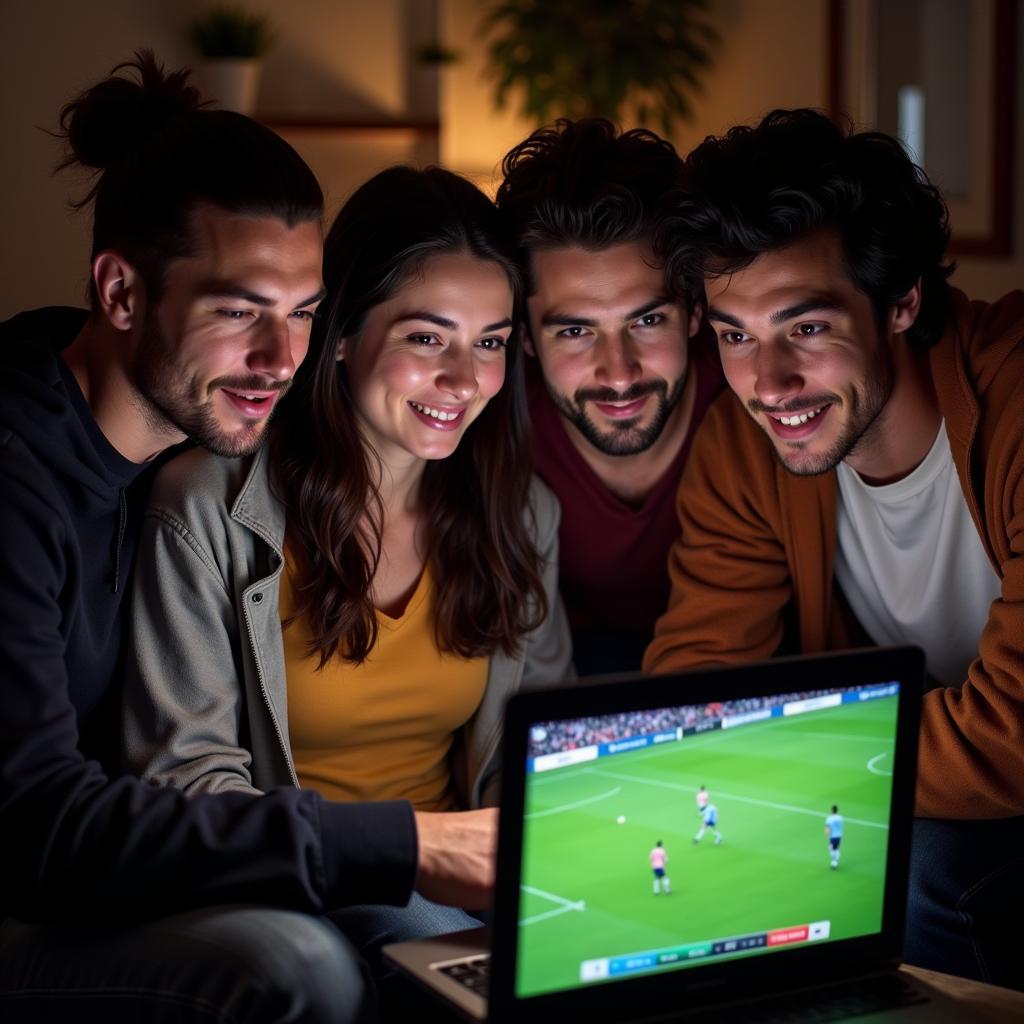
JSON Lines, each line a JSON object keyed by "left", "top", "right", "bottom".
{"left": 617, "top": 815, "right": 626, "bottom": 825}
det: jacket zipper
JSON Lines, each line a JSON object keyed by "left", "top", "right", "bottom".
{"left": 243, "top": 582, "right": 300, "bottom": 789}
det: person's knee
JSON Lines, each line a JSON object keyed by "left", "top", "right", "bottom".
{"left": 329, "top": 895, "right": 480, "bottom": 978}
{"left": 198, "top": 909, "right": 375, "bottom": 1024}
{"left": 906, "top": 817, "right": 1024, "bottom": 989}
{"left": 0, "top": 909, "right": 375, "bottom": 1024}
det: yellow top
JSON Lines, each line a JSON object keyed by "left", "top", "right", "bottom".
{"left": 280, "top": 560, "right": 489, "bottom": 811}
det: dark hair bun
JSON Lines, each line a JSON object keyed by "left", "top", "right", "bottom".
{"left": 59, "top": 50, "right": 202, "bottom": 171}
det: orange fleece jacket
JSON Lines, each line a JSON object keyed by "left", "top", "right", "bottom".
{"left": 645, "top": 289, "right": 1024, "bottom": 820}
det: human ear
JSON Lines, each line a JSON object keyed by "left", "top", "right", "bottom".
{"left": 92, "top": 251, "right": 142, "bottom": 331}
{"left": 687, "top": 302, "right": 703, "bottom": 339}
{"left": 520, "top": 323, "right": 536, "bottom": 358}
{"left": 336, "top": 336, "right": 348, "bottom": 362}
{"left": 889, "top": 279, "right": 922, "bottom": 336}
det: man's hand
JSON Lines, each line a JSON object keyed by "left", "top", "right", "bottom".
{"left": 413, "top": 808, "right": 498, "bottom": 909}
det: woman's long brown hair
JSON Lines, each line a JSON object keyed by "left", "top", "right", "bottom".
{"left": 271, "top": 166, "right": 547, "bottom": 667}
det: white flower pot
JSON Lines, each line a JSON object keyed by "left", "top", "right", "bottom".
{"left": 200, "top": 58, "right": 263, "bottom": 115}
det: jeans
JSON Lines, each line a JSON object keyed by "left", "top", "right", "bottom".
{"left": 330, "top": 893, "right": 481, "bottom": 977}
{"left": 330, "top": 894, "right": 482, "bottom": 1022}
{"left": 904, "top": 816, "right": 1024, "bottom": 990}
{"left": 0, "top": 905, "right": 374, "bottom": 1024}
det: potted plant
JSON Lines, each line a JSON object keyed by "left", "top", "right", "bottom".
{"left": 188, "top": 5, "right": 273, "bottom": 115}
{"left": 479, "top": 0, "right": 718, "bottom": 135}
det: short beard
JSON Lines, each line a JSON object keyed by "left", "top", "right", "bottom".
{"left": 752, "top": 354, "right": 894, "bottom": 478}
{"left": 133, "top": 309, "right": 288, "bottom": 458}
{"left": 547, "top": 377, "right": 686, "bottom": 457}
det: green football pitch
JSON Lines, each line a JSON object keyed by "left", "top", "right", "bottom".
{"left": 516, "top": 695, "right": 897, "bottom": 997}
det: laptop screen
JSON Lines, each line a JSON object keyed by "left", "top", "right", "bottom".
{"left": 514, "top": 680, "right": 901, "bottom": 999}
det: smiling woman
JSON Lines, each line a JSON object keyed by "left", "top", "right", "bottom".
{"left": 278, "top": 167, "right": 550, "bottom": 664}
{"left": 337, "top": 250, "right": 512, "bottom": 468}
{"left": 123, "top": 165, "right": 573, "bottom": 1000}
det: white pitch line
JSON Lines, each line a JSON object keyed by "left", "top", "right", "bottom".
{"left": 520, "top": 885, "right": 585, "bottom": 925}
{"left": 519, "top": 900, "right": 586, "bottom": 926}
{"left": 867, "top": 752, "right": 893, "bottom": 777}
{"left": 521, "top": 884, "right": 586, "bottom": 910}
{"left": 525, "top": 786, "right": 621, "bottom": 819}
{"left": 586, "top": 767, "right": 889, "bottom": 830}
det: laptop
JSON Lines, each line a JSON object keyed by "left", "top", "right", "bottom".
{"left": 385, "top": 647, "right": 970, "bottom": 1022}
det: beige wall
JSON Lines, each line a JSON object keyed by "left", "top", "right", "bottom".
{"left": 0, "top": 0, "right": 429, "bottom": 318}
{"left": 2, "top": 1, "right": 193, "bottom": 317}
{"left": 1, "top": 0, "right": 1019, "bottom": 318}
{"left": 441, "top": 0, "right": 829, "bottom": 188}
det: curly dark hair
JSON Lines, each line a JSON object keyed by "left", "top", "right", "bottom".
{"left": 495, "top": 118, "right": 683, "bottom": 291}
{"left": 658, "top": 108, "right": 954, "bottom": 349}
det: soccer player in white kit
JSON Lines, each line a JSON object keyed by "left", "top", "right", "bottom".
{"left": 825, "top": 805, "right": 844, "bottom": 869}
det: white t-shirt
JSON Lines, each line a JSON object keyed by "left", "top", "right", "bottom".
{"left": 834, "top": 423, "right": 1000, "bottom": 685}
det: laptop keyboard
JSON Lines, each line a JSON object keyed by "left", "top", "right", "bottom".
{"left": 436, "top": 953, "right": 490, "bottom": 997}
{"left": 680, "top": 973, "right": 929, "bottom": 1022}
{"left": 434, "top": 963, "right": 929, "bottom": 1021}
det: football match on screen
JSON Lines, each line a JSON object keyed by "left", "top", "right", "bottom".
{"left": 516, "top": 683, "right": 899, "bottom": 997}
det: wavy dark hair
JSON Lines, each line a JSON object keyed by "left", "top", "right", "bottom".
{"left": 495, "top": 118, "right": 683, "bottom": 292}
{"left": 57, "top": 50, "right": 322, "bottom": 305}
{"left": 657, "top": 108, "right": 954, "bottom": 350}
{"left": 272, "top": 166, "right": 547, "bottom": 667}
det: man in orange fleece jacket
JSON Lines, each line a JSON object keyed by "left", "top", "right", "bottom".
{"left": 646, "top": 109, "right": 1024, "bottom": 990}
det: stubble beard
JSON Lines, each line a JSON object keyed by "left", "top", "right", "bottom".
{"left": 547, "top": 376, "right": 686, "bottom": 457}
{"left": 132, "top": 311, "right": 287, "bottom": 458}
{"left": 756, "top": 353, "right": 895, "bottom": 478}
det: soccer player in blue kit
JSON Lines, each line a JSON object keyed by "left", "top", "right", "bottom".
{"left": 695, "top": 803, "right": 722, "bottom": 845}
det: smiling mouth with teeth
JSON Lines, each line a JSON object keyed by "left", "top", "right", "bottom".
{"left": 774, "top": 405, "right": 827, "bottom": 426}
{"left": 409, "top": 400, "right": 462, "bottom": 422}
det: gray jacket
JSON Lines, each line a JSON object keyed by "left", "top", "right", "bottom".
{"left": 124, "top": 445, "right": 573, "bottom": 809}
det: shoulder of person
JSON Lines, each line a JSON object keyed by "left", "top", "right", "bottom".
{"left": 688, "top": 388, "right": 775, "bottom": 483}
{"left": 948, "top": 287, "right": 1024, "bottom": 370}
{"left": 942, "top": 288, "right": 1024, "bottom": 441}
{"left": 525, "top": 474, "right": 562, "bottom": 536}
{"left": 146, "top": 446, "right": 262, "bottom": 525}
{"left": 0, "top": 436, "right": 67, "bottom": 533}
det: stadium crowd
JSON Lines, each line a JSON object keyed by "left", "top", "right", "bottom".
{"left": 528, "top": 690, "right": 836, "bottom": 758}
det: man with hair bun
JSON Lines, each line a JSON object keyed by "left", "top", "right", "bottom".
{"left": 646, "top": 108, "right": 1024, "bottom": 990}
{"left": 0, "top": 52, "right": 487, "bottom": 1022}
{"left": 496, "top": 119, "right": 722, "bottom": 675}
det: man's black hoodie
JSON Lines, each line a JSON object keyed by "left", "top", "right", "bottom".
{"left": 0, "top": 307, "right": 416, "bottom": 923}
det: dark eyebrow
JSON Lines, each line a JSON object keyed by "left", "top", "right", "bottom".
{"left": 769, "top": 298, "right": 844, "bottom": 325}
{"left": 481, "top": 317, "right": 514, "bottom": 333}
{"left": 541, "top": 312, "right": 599, "bottom": 328}
{"left": 200, "top": 285, "right": 327, "bottom": 309}
{"left": 707, "top": 297, "right": 846, "bottom": 330}
{"left": 541, "top": 296, "right": 670, "bottom": 329}
{"left": 393, "top": 312, "right": 513, "bottom": 333}
{"left": 707, "top": 306, "right": 745, "bottom": 329}
{"left": 202, "top": 285, "right": 275, "bottom": 307}
{"left": 625, "top": 296, "right": 672, "bottom": 321}
{"left": 394, "top": 311, "right": 458, "bottom": 330}
{"left": 297, "top": 288, "right": 328, "bottom": 309}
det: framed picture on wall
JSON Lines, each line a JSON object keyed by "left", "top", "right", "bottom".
{"left": 828, "top": 0, "right": 1016, "bottom": 257}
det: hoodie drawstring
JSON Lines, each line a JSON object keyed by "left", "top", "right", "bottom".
{"left": 110, "top": 487, "right": 127, "bottom": 593}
